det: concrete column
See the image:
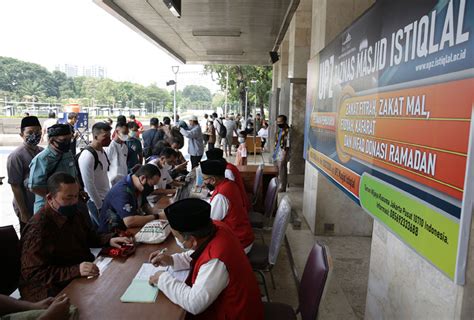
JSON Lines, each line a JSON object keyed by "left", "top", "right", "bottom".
{"left": 287, "top": 0, "right": 312, "bottom": 178}
{"left": 278, "top": 35, "right": 290, "bottom": 118}
{"left": 269, "top": 61, "right": 281, "bottom": 156}
{"left": 304, "top": 0, "right": 474, "bottom": 318}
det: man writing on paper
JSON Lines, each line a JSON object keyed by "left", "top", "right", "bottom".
{"left": 148, "top": 199, "right": 263, "bottom": 320}
{"left": 200, "top": 160, "right": 255, "bottom": 253}
{"left": 98, "top": 164, "right": 164, "bottom": 233}
{"left": 20, "top": 173, "right": 131, "bottom": 302}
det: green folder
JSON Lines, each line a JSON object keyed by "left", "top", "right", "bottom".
{"left": 120, "top": 279, "right": 159, "bottom": 303}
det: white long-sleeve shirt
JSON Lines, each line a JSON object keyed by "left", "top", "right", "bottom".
{"left": 158, "top": 251, "right": 229, "bottom": 315}
{"left": 224, "top": 168, "right": 235, "bottom": 181}
{"left": 106, "top": 140, "right": 128, "bottom": 186}
{"left": 209, "top": 194, "right": 253, "bottom": 253}
{"left": 77, "top": 148, "right": 110, "bottom": 208}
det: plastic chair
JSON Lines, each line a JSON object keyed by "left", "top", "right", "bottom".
{"left": 263, "top": 242, "right": 333, "bottom": 320}
{"left": 0, "top": 225, "right": 21, "bottom": 295}
{"left": 249, "top": 164, "right": 264, "bottom": 207}
{"left": 248, "top": 195, "right": 291, "bottom": 300}
{"left": 249, "top": 177, "right": 279, "bottom": 241}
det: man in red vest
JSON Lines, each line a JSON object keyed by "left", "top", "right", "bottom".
{"left": 205, "top": 148, "right": 251, "bottom": 211}
{"left": 200, "top": 160, "right": 255, "bottom": 253}
{"left": 148, "top": 198, "right": 263, "bottom": 320}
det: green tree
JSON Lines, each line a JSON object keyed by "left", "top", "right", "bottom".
{"left": 18, "top": 79, "right": 46, "bottom": 102}
{"left": 182, "top": 85, "right": 211, "bottom": 102}
{"left": 204, "top": 65, "right": 272, "bottom": 117}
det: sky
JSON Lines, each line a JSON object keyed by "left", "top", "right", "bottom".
{"left": 0, "top": 0, "right": 221, "bottom": 92}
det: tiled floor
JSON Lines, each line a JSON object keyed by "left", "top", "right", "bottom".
{"left": 262, "top": 184, "right": 372, "bottom": 320}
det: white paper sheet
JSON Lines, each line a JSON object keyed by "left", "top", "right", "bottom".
{"left": 135, "top": 263, "right": 189, "bottom": 282}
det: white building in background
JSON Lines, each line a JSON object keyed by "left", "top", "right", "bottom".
{"left": 55, "top": 64, "right": 79, "bottom": 78}
{"left": 55, "top": 64, "right": 107, "bottom": 79}
{"left": 82, "top": 65, "right": 107, "bottom": 79}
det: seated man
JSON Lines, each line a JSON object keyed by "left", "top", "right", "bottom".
{"left": 20, "top": 173, "right": 131, "bottom": 302}
{"left": 205, "top": 148, "right": 251, "bottom": 211}
{"left": 98, "top": 164, "right": 164, "bottom": 233}
{"left": 148, "top": 199, "right": 263, "bottom": 320}
{"left": 200, "top": 160, "right": 254, "bottom": 253}
{"left": 148, "top": 147, "right": 181, "bottom": 194}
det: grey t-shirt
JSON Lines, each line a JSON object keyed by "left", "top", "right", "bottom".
{"left": 7, "top": 143, "right": 43, "bottom": 222}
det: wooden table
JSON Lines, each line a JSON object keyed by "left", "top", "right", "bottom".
{"left": 237, "top": 165, "right": 279, "bottom": 212}
{"left": 61, "top": 197, "right": 185, "bottom": 320}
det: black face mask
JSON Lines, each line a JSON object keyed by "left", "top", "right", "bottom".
{"left": 277, "top": 123, "right": 285, "bottom": 129}
{"left": 54, "top": 139, "right": 71, "bottom": 152}
{"left": 58, "top": 204, "right": 77, "bottom": 218}
{"left": 141, "top": 179, "right": 155, "bottom": 197}
{"left": 205, "top": 183, "right": 215, "bottom": 191}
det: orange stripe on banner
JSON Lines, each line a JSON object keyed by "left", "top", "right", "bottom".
{"left": 309, "top": 148, "right": 360, "bottom": 197}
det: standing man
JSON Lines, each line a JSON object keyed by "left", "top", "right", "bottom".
{"left": 126, "top": 122, "right": 144, "bottom": 172}
{"left": 98, "top": 164, "right": 164, "bottom": 233}
{"left": 212, "top": 112, "right": 225, "bottom": 149}
{"left": 29, "top": 124, "right": 77, "bottom": 214}
{"left": 254, "top": 113, "right": 262, "bottom": 134}
{"left": 67, "top": 112, "right": 79, "bottom": 156}
{"left": 129, "top": 114, "right": 144, "bottom": 137}
{"left": 142, "top": 117, "right": 164, "bottom": 159}
{"left": 273, "top": 114, "right": 290, "bottom": 192}
{"left": 106, "top": 121, "right": 129, "bottom": 186}
{"left": 7, "top": 116, "right": 44, "bottom": 231}
{"left": 41, "top": 111, "right": 57, "bottom": 142}
{"left": 180, "top": 115, "right": 204, "bottom": 169}
{"left": 77, "top": 122, "right": 112, "bottom": 227}
{"left": 200, "top": 160, "right": 254, "bottom": 253}
{"left": 148, "top": 199, "right": 263, "bottom": 320}
{"left": 223, "top": 115, "right": 238, "bottom": 157}
{"left": 20, "top": 173, "right": 131, "bottom": 301}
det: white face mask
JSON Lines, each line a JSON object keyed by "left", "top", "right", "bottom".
{"left": 163, "top": 162, "right": 173, "bottom": 171}
{"left": 175, "top": 237, "right": 189, "bottom": 251}
{"left": 238, "top": 138, "right": 245, "bottom": 143}
{"left": 118, "top": 133, "right": 129, "bottom": 142}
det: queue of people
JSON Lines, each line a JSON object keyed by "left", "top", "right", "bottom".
{"left": 3, "top": 111, "right": 290, "bottom": 319}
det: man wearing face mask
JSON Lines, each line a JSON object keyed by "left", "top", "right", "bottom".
{"left": 179, "top": 115, "right": 204, "bottom": 169}
{"left": 98, "top": 164, "right": 164, "bottom": 233}
{"left": 205, "top": 148, "right": 251, "bottom": 211}
{"left": 20, "top": 173, "right": 132, "bottom": 302}
{"left": 29, "top": 123, "right": 78, "bottom": 214}
{"left": 273, "top": 114, "right": 290, "bottom": 192}
{"left": 200, "top": 160, "right": 254, "bottom": 253}
{"left": 148, "top": 199, "right": 263, "bottom": 319}
{"left": 126, "top": 121, "right": 143, "bottom": 172}
{"left": 7, "top": 116, "right": 44, "bottom": 231}
{"left": 148, "top": 147, "right": 179, "bottom": 193}
{"left": 106, "top": 121, "right": 129, "bottom": 186}
{"left": 77, "top": 122, "right": 112, "bottom": 228}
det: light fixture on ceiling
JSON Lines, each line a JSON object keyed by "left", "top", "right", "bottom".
{"left": 163, "top": 0, "right": 181, "bottom": 18}
{"left": 207, "top": 50, "right": 244, "bottom": 56}
{"left": 192, "top": 29, "right": 242, "bottom": 37}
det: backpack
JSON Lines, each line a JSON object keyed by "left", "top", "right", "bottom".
{"left": 216, "top": 119, "right": 227, "bottom": 138}
{"left": 75, "top": 146, "right": 110, "bottom": 188}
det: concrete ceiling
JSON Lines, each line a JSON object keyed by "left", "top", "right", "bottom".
{"left": 94, "top": 0, "right": 299, "bottom": 65}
